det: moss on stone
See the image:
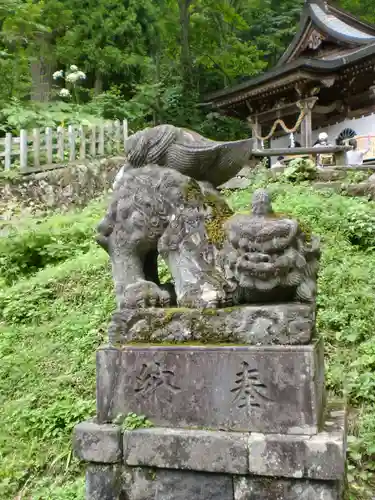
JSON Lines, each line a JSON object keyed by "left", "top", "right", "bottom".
{"left": 271, "top": 211, "right": 312, "bottom": 242}
{"left": 182, "top": 178, "right": 205, "bottom": 204}
{"left": 201, "top": 308, "right": 219, "bottom": 316}
{"left": 182, "top": 179, "right": 233, "bottom": 248}
{"left": 203, "top": 194, "right": 233, "bottom": 248}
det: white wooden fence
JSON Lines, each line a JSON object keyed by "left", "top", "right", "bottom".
{"left": 0, "top": 119, "right": 128, "bottom": 171}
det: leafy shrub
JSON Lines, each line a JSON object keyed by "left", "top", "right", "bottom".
{"left": 0, "top": 99, "right": 102, "bottom": 135}
{"left": 343, "top": 170, "right": 371, "bottom": 185}
{"left": 281, "top": 157, "right": 318, "bottom": 183}
{"left": 85, "top": 86, "right": 134, "bottom": 121}
{"left": 343, "top": 207, "right": 375, "bottom": 250}
{"left": 0, "top": 201, "right": 105, "bottom": 285}
{"left": 120, "top": 412, "right": 153, "bottom": 430}
{"left": 32, "top": 477, "right": 85, "bottom": 500}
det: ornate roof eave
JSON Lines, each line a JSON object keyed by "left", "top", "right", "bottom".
{"left": 278, "top": 0, "right": 375, "bottom": 66}
{"left": 204, "top": 42, "right": 375, "bottom": 108}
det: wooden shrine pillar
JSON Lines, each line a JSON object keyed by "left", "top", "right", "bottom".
{"left": 298, "top": 97, "right": 318, "bottom": 147}
{"left": 248, "top": 116, "right": 263, "bottom": 149}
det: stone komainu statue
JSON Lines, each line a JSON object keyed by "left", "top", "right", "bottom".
{"left": 98, "top": 128, "right": 320, "bottom": 310}
{"left": 218, "top": 189, "right": 320, "bottom": 305}
{"left": 113, "top": 124, "right": 254, "bottom": 190}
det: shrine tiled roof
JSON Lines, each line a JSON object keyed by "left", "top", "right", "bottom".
{"left": 204, "top": 0, "right": 375, "bottom": 106}
{"left": 204, "top": 43, "right": 375, "bottom": 105}
{"left": 311, "top": 3, "right": 375, "bottom": 43}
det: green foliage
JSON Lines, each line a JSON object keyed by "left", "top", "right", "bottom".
{"left": 343, "top": 170, "right": 371, "bottom": 185}
{"left": 229, "top": 185, "right": 375, "bottom": 498}
{"left": 121, "top": 413, "right": 154, "bottom": 430}
{"left": 0, "top": 200, "right": 105, "bottom": 285}
{"left": 1, "top": 184, "right": 375, "bottom": 496}
{"left": 198, "top": 111, "right": 250, "bottom": 141}
{"left": 0, "top": 98, "right": 104, "bottom": 134}
{"left": 344, "top": 206, "right": 375, "bottom": 250}
{"left": 32, "top": 477, "right": 85, "bottom": 500}
{"left": 281, "top": 158, "right": 318, "bottom": 183}
{"left": 0, "top": 0, "right": 312, "bottom": 139}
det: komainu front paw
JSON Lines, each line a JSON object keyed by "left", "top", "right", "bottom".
{"left": 178, "top": 282, "right": 229, "bottom": 309}
{"left": 119, "top": 280, "right": 170, "bottom": 309}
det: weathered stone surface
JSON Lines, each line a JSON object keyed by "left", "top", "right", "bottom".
{"left": 123, "top": 428, "right": 248, "bottom": 474}
{"left": 234, "top": 477, "right": 342, "bottom": 500}
{"left": 119, "top": 124, "right": 253, "bottom": 189}
{"left": 86, "top": 464, "right": 123, "bottom": 500}
{"left": 269, "top": 166, "right": 286, "bottom": 177}
{"left": 237, "top": 166, "right": 254, "bottom": 178}
{"left": 344, "top": 182, "right": 373, "bottom": 198}
{"left": 315, "top": 169, "right": 347, "bottom": 181}
{"left": 121, "top": 404, "right": 345, "bottom": 480}
{"left": 312, "top": 181, "right": 343, "bottom": 192}
{"left": 0, "top": 156, "right": 123, "bottom": 217}
{"left": 96, "top": 342, "right": 325, "bottom": 434}
{"left": 248, "top": 406, "right": 346, "bottom": 480}
{"left": 74, "top": 420, "right": 122, "bottom": 463}
{"left": 219, "top": 176, "right": 251, "bottom": 190}
{"left": 102, "top": 165, "right": 320, "bottom": 311}
{"left": 109, "top": 304, "right": 316, "bottom": 346}
{"left": 122, "top": 467, "right": 234, "bottom": 500}
{"left": 312, "top": 181, "right": 375, "bottom": 200}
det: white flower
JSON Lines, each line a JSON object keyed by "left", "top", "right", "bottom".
{"left": 59, "top": 88, "right": 71, "bottom": 98}
{"left": 76, "top": 71, "right": 86, "bottom": 80}
{"left": 70, "top": 65, "right": 78, "bottom": 71}
{"left": 66, "top": 72, "right": 79, "bottom": 83}
{"left": 53, "top": 70, "right": 64, "bottom": 80}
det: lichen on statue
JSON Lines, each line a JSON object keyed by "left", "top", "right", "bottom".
{"left": 98, "top": 157, "right": 320, "bottom": 311}
{"left": 98, "top": 165, "right": 231, "bottom": 310}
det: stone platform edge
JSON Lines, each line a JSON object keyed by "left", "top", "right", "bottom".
{"left": 73, "top": 403, "right": 346, "bottom": 482}
{"left": 108, "top": 303, "right": 316, "bottom": 346}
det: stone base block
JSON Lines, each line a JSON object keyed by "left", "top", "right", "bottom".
{"left": 86, "top": 464, "right": 122, "bottom": 500}
{"left": 84, "top": 466, "right": 343, "bottom": 500}
{"left": 74, "top": 420, "right": 122, "bottom": 463}
{"left": 122, "top": 405, "right": 345, "bottom": 480}
{"left": 233, "top": 477, "right": 343, "bottom": 500}
{"left": 108, "top": 303, "right": 316, "bottom": 346}
{"left": 77, "top": 406, "right": 346, "bottom": 499}
{"left": 123, "top": 468, "right": 234, "bottom": 500}
{"left": 96, "top": 341, "right": 325, "bottom": 434}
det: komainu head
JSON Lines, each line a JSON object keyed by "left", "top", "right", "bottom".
{"left": 219, "top": 189, "right": 321, "bottom": 304}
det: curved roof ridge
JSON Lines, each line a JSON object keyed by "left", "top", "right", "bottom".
{"left": 277, "top": 0, "right": 375, "bottom": 67}
{"left": 204, "top": 41, "right": 375, "bottom": 104}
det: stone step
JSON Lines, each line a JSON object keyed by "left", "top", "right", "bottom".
{"left": 74, "top": 404, "right": 346, "bottom": 500}
{"left": 96, "top": 341, "right": 325, "bottom": 434}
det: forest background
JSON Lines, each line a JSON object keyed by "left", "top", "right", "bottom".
{"left": 0, "top": 0, "right": 373, "bottom": 139}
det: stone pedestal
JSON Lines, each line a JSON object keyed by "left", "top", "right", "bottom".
{"left": 74, "top": 304, "right": 347, "bottom": 499}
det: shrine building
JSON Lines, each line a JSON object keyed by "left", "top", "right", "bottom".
{"left": 204, "top": 0, "right": 375, "bottom": 162}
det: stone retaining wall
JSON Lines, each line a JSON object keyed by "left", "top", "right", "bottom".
{"left": 0, "top": 156, "right": 125, "bottom": 216}
{"left": 220, "top": 165, "right": 375, "bottom": 199}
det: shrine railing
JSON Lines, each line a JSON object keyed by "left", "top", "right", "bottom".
{"left": 252, "top": 146, "right": 350, "bottom": 157}
{"left": 252, "top": 145, "right": 351, "bottom": 165}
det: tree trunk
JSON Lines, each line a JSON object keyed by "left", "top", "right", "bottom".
{"left": 94, "top": 71, "right": 103, "bottom": 95}
{"left": 30, "top": 35, "right": 54, "bottom": 102}
{"left": 30, "top": 56, "right": 54, "bottom": 102}
{"left": 178, "top": 0, "right": 193, "bottom": 92}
